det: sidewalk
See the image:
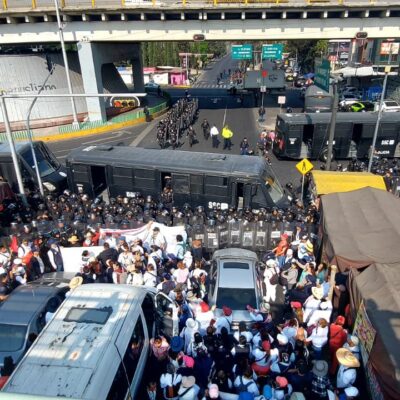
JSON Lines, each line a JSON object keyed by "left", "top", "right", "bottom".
{"left": 0, "top": 94, "right": 168, "bottom": 143}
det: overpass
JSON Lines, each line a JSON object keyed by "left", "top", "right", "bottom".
{"left": 0, "top": 1, "right": 399, "bottom": 43}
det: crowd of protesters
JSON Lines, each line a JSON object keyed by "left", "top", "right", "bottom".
{"left": 0, "top": 182, "right": 363, "bottom": 400}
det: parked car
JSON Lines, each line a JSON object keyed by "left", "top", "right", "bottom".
{"left": 208, "top": 248, "right": 264, "bottom": 329}
{"left": 339, "top": 94, "right": 361, "bottom": 109}
{"left": 344, "top": 101, "right": 376, "bottom": 112}
{"left": 0, "top": 278, "right": 70, "bottom": 368}
{"left": 295, "top": 77, "right": 307, "bottom": 88}
{"left": 381, "top": 100, "right": 400, "bottom": 112}
{"left": 339, "top": 86, "right": 362, "bottom": 97}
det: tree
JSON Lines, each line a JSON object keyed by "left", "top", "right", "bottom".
{"left": 284, "top": 40, "right": 328, "bottom": 72}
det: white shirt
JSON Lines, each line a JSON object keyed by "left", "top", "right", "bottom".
{"left": 252, "top": 348, "right": 271, "bottom": 367}
{"left": 196, "top": 310, "right": 215, "bottom": 335}
{"left": 233, "top": 376, "right": 259, "bottom": 396}
{"left": 160, "top": 372, "right": 182, "bottom": 392}
{"left": 307, "top": 308, "right": 333, "bottom": 327}
{"left": 178, "top": 384, "right": 200, "bottom": 400}
{"left": 118, "top": 252, "right": 134, "bottom": 270}
{"left": 215, "top": 315, "right": 232, "bottom": 334}
{"left": 336, "top": 364, "right": 357, "bottom": 388}
{"left": 234, "top": 330, "right": 253, "bottom": 343}
{"left": 143, "top": 271, "right": 157, "bottom": 287}
{"left": 127, "top": 272, "right": 143, "bottom": 286}
{"left": 306, "top": 326, "right": 328, "bottom": 348}
{"left": 303, "top": 296, "right": 321, "bottom": 323}
{"left": 210, "top": 126, "right": 219, "bottom": 136}
{"left": 272, "top": 385, "right": 293, "bottom": 400}
{"left": 18, "top": 244, "right": 31, "bottom": 259}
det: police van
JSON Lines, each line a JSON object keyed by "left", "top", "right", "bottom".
{"left": 66, "top": 146, "right": 289, "bottom": 209}
{"left": 0, "top": 141, "right": 67, "bottom": 193}
{"left": 2, "top": 284, "right": 179, "bottom": 400}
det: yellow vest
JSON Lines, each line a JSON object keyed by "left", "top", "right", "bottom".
{"left": 222, "top": 127, "right": 233, "bottom": 139}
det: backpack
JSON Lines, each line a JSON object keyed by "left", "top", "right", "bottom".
{"left": 166, "top": 373, "right": 179, "bottom": 398}
{"left": 269, "top": 270, "right": 279, "bottom": 285}
{"left": 237, "top": 376, "right": 252, "bottom": 393}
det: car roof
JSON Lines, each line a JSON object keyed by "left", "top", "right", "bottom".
{"left": 0, "top": 285, "right": 65, "bottom": 325}
{"left": 67, "top": 146, "right": 267, "bottom": 178}
{"left": 213, "top": 248, "right": 258, "bottom": 289}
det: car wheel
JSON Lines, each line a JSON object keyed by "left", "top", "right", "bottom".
{"left": 320, "top": 147, "right": 335, "bottom": 162}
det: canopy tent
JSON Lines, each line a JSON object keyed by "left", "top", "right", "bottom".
{"left": 331, "top": 65, "right": 377, "bottom": 78}
{"left": 349, "top": 263, "right": 400, "bottom": 400}
{"left": 311, "top": 170, "right": 386, "bottom": 196}
{"left": 320, "top": 187, "right": 400, "bottom": 271}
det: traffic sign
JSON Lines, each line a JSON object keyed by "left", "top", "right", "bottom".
{"left": 231, "top": 44, "right": 253, "bottom": 60}
{"left": 296, "top": 158, "right": 314, "bottom": 175}
{"left": 314, "top": 59, "right": 331, "bottom": 93}
{"left": 260, "top": 86, "right": 267, "bottom": 93}
{"left": 262, "top": 44, "right": 283, "bottom": 60}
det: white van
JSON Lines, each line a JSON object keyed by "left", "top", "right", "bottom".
{"left": 2, "top": 284, "right": 180, "bottom": 400}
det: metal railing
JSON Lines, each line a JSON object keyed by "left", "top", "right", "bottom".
{"left": 0, "top": 0, "right": 394, "bottom": 11}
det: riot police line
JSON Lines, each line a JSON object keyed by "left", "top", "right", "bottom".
{"left": 156, "top": 97, "right": 199, "bottom": 149}
{"left": 0, "top": 189, "right": 319, "bottom": 255}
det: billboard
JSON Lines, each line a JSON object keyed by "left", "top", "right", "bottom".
{"left": 380, "top": 42, "right": 400, "bottom": 55}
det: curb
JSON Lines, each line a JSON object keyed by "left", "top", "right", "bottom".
{"left": 38, "top": 107, "right": 168, "bottom": 143}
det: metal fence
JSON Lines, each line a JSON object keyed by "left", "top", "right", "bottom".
{"left": 1, "top": 0, "right": 394, "bottom": 11}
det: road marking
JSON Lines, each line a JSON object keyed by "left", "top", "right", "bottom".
{"left": 130, "top": 121, "right": 157, "bottom": 147}
{"left": 82, "top": 131, "right": 124, "bottom": 145}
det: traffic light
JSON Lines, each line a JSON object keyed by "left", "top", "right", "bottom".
{"left": 112, "top": 98, "right": 137, "bottom": 108}
{"left": 355, "top": 32, "right": 368, "bottom": 39}
{"left": 193, "top": 34, "right": 205, "bottom": 42}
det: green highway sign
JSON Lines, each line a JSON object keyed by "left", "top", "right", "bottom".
{"left": 231, "top": 44, "right": 253, "bottom": 60}
{"left": 262, "top": 44, "right": 283, "bottom": 60}
{"left": 314, "top": 59, "right": 331, "bottom": 92}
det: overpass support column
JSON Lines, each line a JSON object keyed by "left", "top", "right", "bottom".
{"left": 131, "top": 43, "right": 145, "bottom": 93}
{"left": 77, "top": 41, "right": 107, "bottom": 122}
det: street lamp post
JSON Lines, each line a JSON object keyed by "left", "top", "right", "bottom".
{"left": 326, "top": 80, "right": 339, "bottom": 171}
{"left": 0, "top": 97, "right": 28, "bottom": 206}
{"left": 54, "top": 0, "right": 79, "bottom": 127}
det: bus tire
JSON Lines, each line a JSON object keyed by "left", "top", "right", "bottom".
{"left": 320, "top": 147, "right": 335, "bottom": 162}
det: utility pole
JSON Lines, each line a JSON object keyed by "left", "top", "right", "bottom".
{"left": 54, "top": 0, "right": 79, "bottom": 127}
{"left": 326, "top": 80, "right": 338, "bottom": 171}
{"left": 0, "top": 97, "right": 28, "bottom": 206}
{"left": 368, "top": 42, "right": 393, "bottom": 172}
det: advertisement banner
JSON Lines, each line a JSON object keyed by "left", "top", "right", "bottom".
{"left": 61, "top": 246, "right": 103, "bottom": 273}
{"left": 353, "top": 300, "right": 376, "bottom": 363}
{"left": 380, "top": 42, "right": 400, "bottom": 55}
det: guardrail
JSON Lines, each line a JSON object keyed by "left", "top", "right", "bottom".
{"left": 0, "top": 0, "right": 394, "bottom": 11}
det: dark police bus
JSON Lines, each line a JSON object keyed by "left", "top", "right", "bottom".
{"left": 0, "top": 141, "right": 67, "bottom": 194}
{"left": 273, "top": 112, "right": 400, "bottom": 161}
{"left": 66, "top": 146, "right": 288, "bottom": 209}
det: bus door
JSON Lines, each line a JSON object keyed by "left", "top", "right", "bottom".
{"left": 284, "top": 125, "right": 303, "bottom": 158}
{"left": 310, "top": 123, "right": 329, "bottom": 159}
{"left": 357, "top": 123, "right": 375, "bottom": 158}
{"left": 375, "top": 123, "right": 398, "bottom": 157}
{"left": 171, "top": 173, "right": 190, "bottom": 206}
{"left": 334, "top": 123, "right": 353, "bottom": 158}
{"left": 69, "top": 163, "right": 103, "bottom": 197}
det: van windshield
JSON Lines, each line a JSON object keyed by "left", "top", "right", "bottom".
{"left": 0, "top": 324, "right": 27, "bottom": 352}
{"left": 262, "top": 169, "right": 284, "bottom": 203}
{"left": 20, "top": 144, "right": 59, "bottom": 178}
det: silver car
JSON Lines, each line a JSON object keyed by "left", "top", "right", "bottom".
{"left": 208, "top": 248, "right": 264, "bottom": 329}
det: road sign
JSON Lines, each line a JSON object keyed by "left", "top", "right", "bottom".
{"left": 262, "top": 44, "right": 283, "bottom": 60}
{"left": 314, "top": 59, "right": 331, "bottom": 92}
{"left": 296, "top": 158, "right": 314, "bottom": 175}
{"left": 260, "top": 86, "right": 267, "bottom": 93}
{"left": 278, "top": 96, "right": 286, "bottom": 105}
{"left": 231, "top": 44, "right": 253, "bottom": 60}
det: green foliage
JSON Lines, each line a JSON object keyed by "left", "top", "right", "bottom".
{"left": 284, "top": 40, "right": 329, "bottom": 71}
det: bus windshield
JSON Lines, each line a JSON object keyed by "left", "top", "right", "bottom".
{"left": 262, "top": 168, "right": 285, "bottom": 203}
{"left": 20, "top": 144, "right": 59, "bottom": 178}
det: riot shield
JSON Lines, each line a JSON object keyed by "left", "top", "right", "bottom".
{"left": 217, "top": 223, "right": 229, "bottom": 249}
{"left": 205, "top": 225, "right": 219, "bottom": 250}
{"left": 241, "top": 221, "right": 255, "bottom": 249}
{"left": 228, "top": 220, "right": 242, "bottom": 247}
{"left": 269, "top": 221, "right": 282, "bottom": 251}
{"left": 255, "top": 221, "right": 269, "bottom": 251}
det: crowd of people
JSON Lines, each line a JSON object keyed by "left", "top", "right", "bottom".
{"left": 0, "top": 183, "right": 362, "bottom": 400}
{"left": 156, "top": 97, "right": 199, "bottom": 149}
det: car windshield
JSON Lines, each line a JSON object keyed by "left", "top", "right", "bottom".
{"left": 262, "top": 168, "right": 285, "bottom": 203}
{"left": 216, "top": 288, "right": 257, "bottom": 310}
{"left": 0, "top": 324, "right": 27, "bottom": 352}
{"left": 20, "top": 144, "right": 59, "bottom": 178}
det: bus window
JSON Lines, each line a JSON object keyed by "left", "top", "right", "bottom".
{"left": 303, "top": 124, "right": 314, "bottom": 145}
{"left": 262, "top": 169, "right": 284, "bottom": 203}
{"left": 112, "top": 167, "right": 133, "bottom": 187}
{"left": 173, "top": 174, "right": 190, "bottom": 194}
{"left": 352, "top": 124, "right": 363, "bottom": 143}
{"left": 190, "top": 174, "right": 203, "bottom": 194}
{"left": 20, "top": 146, "right": 59, "bottom": 178}
{"left": 134, "top": 168, "right": 155, "bottom": 189}
{"left": 205, "top": 176, "right": 228, "bottom": 197}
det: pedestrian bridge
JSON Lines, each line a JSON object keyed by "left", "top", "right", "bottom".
{"left": 0, "top": 0, "right": 399, "bottom": 43}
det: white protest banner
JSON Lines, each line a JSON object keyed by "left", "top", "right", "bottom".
{"left": 61, "top": 246, "right": 103, "bottom": 273}
{"left": 99, "top": 222, "right": 187, "bottom": 255}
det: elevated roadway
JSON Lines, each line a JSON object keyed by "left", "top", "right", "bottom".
{"left": 0, "top": 0, "right": 399, "bottom": 43}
